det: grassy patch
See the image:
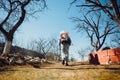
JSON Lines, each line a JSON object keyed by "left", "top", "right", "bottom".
{"left": 0, "top": 62, "right": 120, "bottom": 80}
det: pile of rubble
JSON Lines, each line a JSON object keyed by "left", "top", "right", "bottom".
{"left": 0, "top": 43, "right": 45, "bottom": 68}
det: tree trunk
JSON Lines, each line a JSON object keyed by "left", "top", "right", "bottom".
{"left": 1, "top": 36, "right": 13, "bottom": 56}
{"left": 117, "top": 20, "right": 120, "bottom": 30}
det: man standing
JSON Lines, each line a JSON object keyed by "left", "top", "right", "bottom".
{"left": 59, "top": 30, "right": 71, "bottom": 66}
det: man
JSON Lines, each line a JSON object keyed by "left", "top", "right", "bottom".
{"left": 59, "top": 30, "right": 71, "bottom": 66}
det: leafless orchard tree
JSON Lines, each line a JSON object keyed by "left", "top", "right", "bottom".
{"left": 71, "top": 0, "right": 120, "bottom": 29}
{"left": 35, "top": 38, "right": 60, "bottom": 61}
{"left": 28, "top": 38, "right": 51, "bottom": 56}
{"left": 0, "top": 0, "right": 47, "bottom": 56}
{"left": 78, "top": 47, "right": 93, "bottom": 62}
{"left": 72, "top": 13, "right": 119, "bottom": 51}
{"left": 37, "top": 38, "right": 51, "bottom": 56}
{"left": 27, "top": 40, "right": 37, "bottom": 51}
{"left": 27, "top": 37, "right": 60, "bottom": 61}
{"left": 78, "top": 50, "right": 85, "bottom": 62}
{"left": 48, "top": 38, "right": 60, "bottom": 61}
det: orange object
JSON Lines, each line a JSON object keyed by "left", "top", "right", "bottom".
{"left": 98, "top": 56, "right": 110, "bottom": 64}
{"left": 107, "top": 49, "right": 116, "bottom": 56}
{"left": 89, "top": 48, "right": 120, "bottom": 64}
{"left": 110, "top": 56, "right": 119, "bottom": 63}
{"left": 96, "top": 50, "right": 108, "bottom": 57}
{"left": 115, "top": 48, "right": 120, "bottom": 55}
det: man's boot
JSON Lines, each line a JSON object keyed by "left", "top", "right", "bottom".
{"left": 62, "top": 60, "right": 65, "bottom": 65}
{"left": 65, "top": 63, "right": 69, "bottom": 66}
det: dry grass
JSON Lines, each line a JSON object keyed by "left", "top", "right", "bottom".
{"left": 0, "top": 62, "right": 120, "bottom": 80}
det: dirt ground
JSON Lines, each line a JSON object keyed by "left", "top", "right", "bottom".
{"left": 0, "top": 61, "right": 120, "bottom": 80}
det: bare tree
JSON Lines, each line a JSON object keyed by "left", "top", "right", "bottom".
{"left": 27, "top": 37, "right": 61, "bottom": 61}
{"left": 70, "top": 57, "right": 76, "bottom": 61}
{"left": 0, "top": 0, "right": 46, "bottom": 56}
{"left": 111, "top": 34, "right": 120, "bottom": 48}
{"left": 27, "top": 40, "right": 37, "bottom": 51}
{"left": 78, "top": 50, "right": 85, "bottom": 62}
{"left": 48, "top": 38, "right": 60, "bottom": 61}
{"left": 0, "top": 32, "right": 4, "bottom": 43}
{"left": 78, "top": 46, "right": 93, "bottom": 62}
{"left": 71, "top": 0, "right": 120, "bottom": 29}
{"left": 36, "top": 38, "right": 51, "bottom": 56}
{"left": 28, "top": 38, "right": 52, "bottom": 61}
{"left": 72, "top": 13, "right": 119, "bottom": 51}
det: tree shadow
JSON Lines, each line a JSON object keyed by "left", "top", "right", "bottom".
{"left": 40, "top": 66, "right": 120, "bottom": 71}
{"left": 0, "top": 67, "right": 19, "bottom": 73}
